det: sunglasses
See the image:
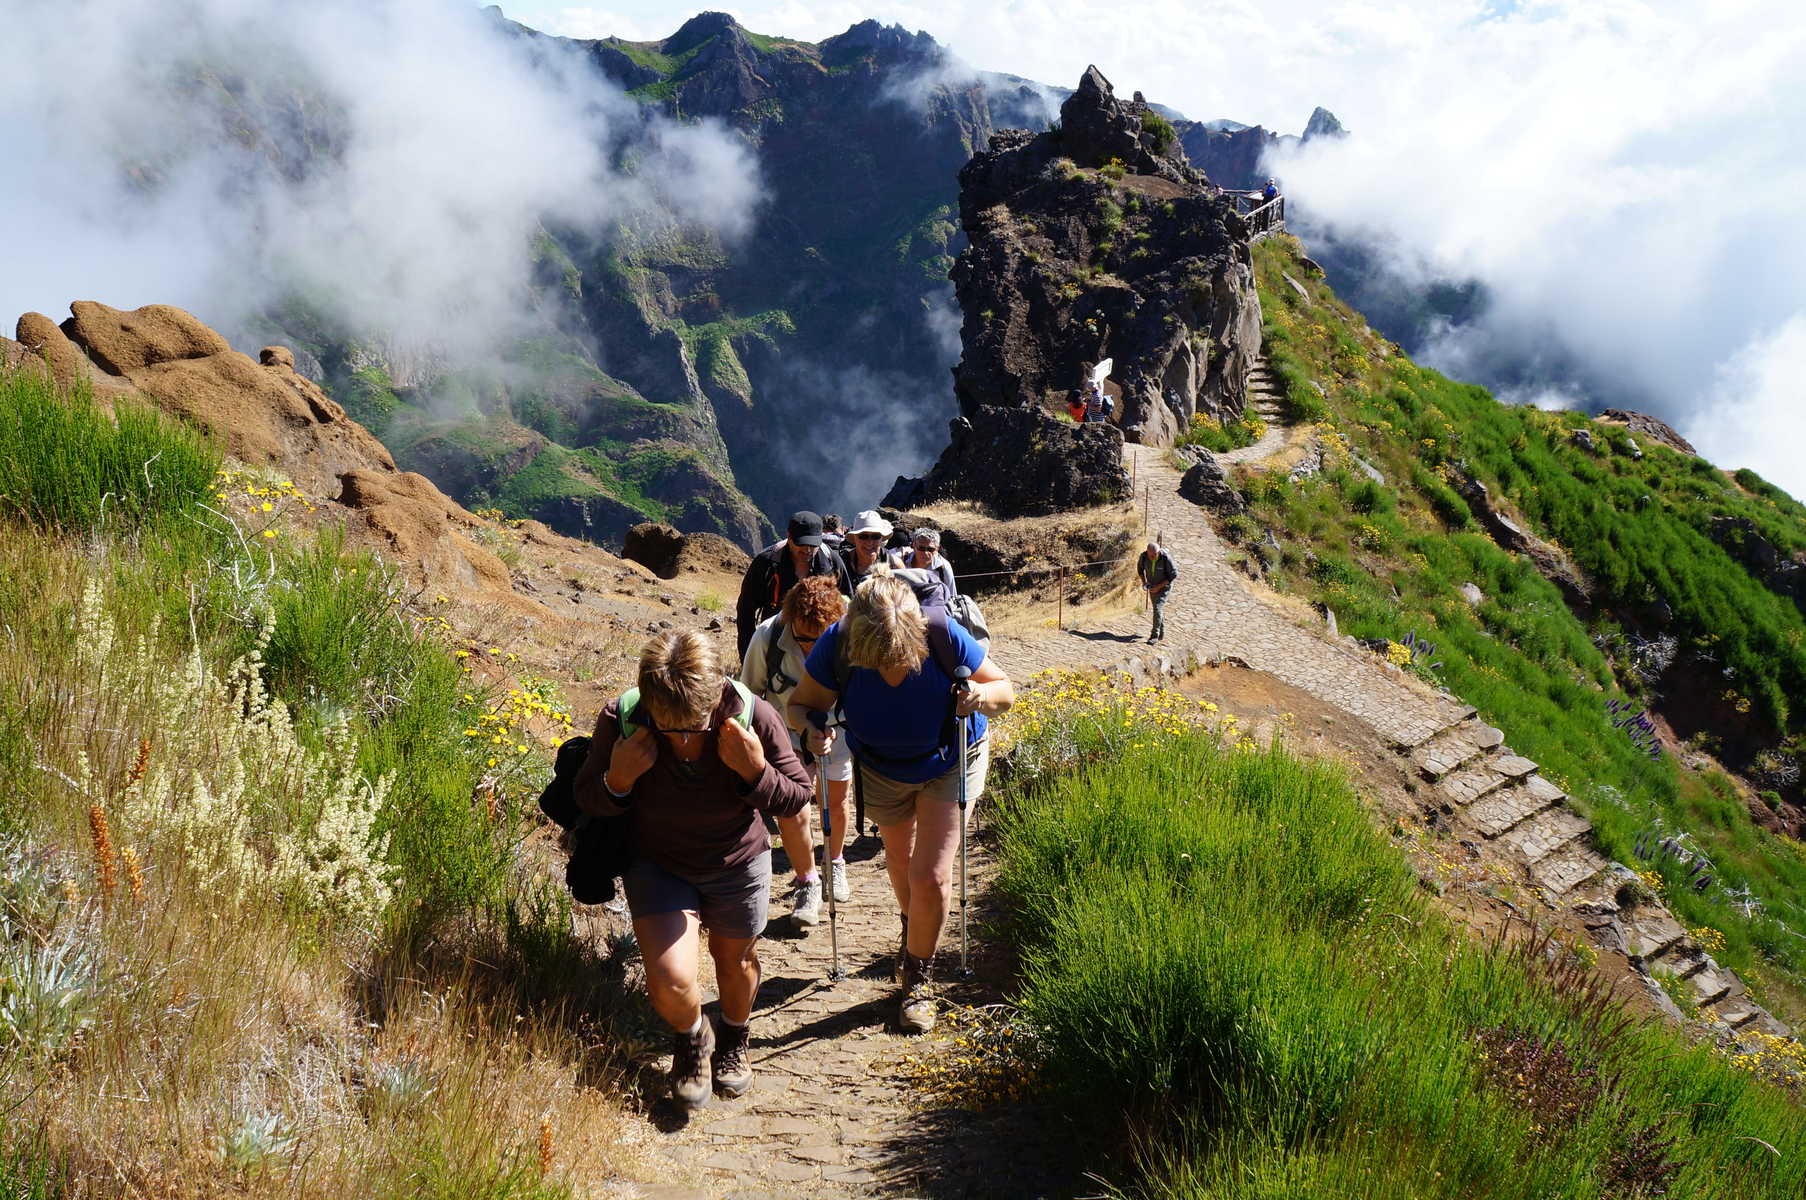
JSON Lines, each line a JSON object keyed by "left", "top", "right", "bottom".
{"left": 646, "top": 714, "right": 717, "bottom": 736}
{"left": 853, "top": 532, "right": 885, "bottom": 541}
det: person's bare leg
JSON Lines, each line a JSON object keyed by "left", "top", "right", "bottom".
{"left": 877, "top": 817, "right": 916, "bottom": 916}
{"left": 708, "top": 932, "right": 762, "bottom": 1024}
{"left": 905, "top": 798, "right": 964, "bottom": 959}
{"left": 775, "top": 810, "right": 817, "bottom": 881}
{"left": 634, "top": 910, "right": 702, "bottom": 1030}
{"left": 826, "top": 779, "right": 851, "bottom": 862}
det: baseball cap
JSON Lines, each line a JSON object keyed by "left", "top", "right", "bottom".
{"left": 787, "top": 510, "right": 825, "bottom": 547}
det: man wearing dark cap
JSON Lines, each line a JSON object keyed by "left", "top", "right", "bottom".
{"left": 735, "top": 511, "right": 854, "bottom": 658}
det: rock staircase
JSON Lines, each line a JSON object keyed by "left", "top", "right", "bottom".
{"left": 1408, "top": 715, "right": 1608, "bottom": 898}
{"left": 1244, "top": 354, "right": 1288, "bottom": 427}
{"left": 1401, "top": 708, "right": 1791, "bottom": 1041}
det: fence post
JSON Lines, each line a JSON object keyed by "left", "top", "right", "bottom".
{"left": 1057, "top": 566, "right": 1065, "bottom": 632}
{"left": 1143, "top": 485, "right": 1150, "bottom": 534}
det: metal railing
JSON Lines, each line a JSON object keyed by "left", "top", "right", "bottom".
{"left": 1238, "top": 194, "right": 1285, "bottom": 240}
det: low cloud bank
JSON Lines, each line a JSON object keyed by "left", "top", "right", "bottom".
{"left": 1263, "top": 3, "right": 1806, "bottom": 494}
{"left": 0, "top": 0, "right": 760, "bottom": 362}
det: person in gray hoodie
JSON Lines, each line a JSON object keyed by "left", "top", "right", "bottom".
{"left": 891, "top": 527, "right": 958, "bottom": 597}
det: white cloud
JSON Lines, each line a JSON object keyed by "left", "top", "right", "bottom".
{"left": 0, "top": 0, "right": 762, "bottom": 364}
{"left": 1687, "top": 315, "right": 1806, "bottom": 493}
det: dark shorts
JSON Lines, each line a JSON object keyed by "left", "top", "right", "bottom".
{"left": 623, "top": 853, "right": 772, "bottom": 940}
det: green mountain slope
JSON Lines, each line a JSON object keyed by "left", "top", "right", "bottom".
{"left": 1218, "top": 234, "right": 1806, "bottom": 1005}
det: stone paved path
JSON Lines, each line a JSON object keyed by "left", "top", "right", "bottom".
{"left": 991, "top": 441, "right": 1790, "bottom": 1046}
{"left": 994, "top": 443, "right": 1463, "bottom": 749}
{"left": 597, "top": 827, "right": 1081, "bottom": 1200}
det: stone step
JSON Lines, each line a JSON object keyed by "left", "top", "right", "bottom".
{"left": 1622, "top": 908, "right": 1687, "bottom": 960}
{"left": 1411, "top": 719, "right": 1504, "bottom": 781}
{"left": 1465, "top": 781, "right": 1561, "bottom": 837}
{"left": 1649, "top": 941, "right": 1709, "bottom": 980}
{"left": 1439, "top": 761, "right": 1510, "bottom": 807}
{"left": 1528, "top": 842, "right": 1607, "bottom": 896}
{"left": 1497, "top": 808, "right": 1591, "bottom": 864}
{"left": 1708, "top": 996, "right": 1766, "bottom": 1031}
{"left": 1487, "top": 750, "right": 1539, "bottom": 780}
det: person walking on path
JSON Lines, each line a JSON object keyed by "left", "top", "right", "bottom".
{"left": 840, "top": 510, "right": 894, "bottom": 587}
{"left": 739, "top": 577, "right": 854, "bottom": 926}
{"left": 786, "top": 573, "right": 1014, "bottom": 1034}
{"left": 1138, "top": 535, "right": 1178, "bottom": 643}
{"left": 735, "top": 510, "right": 852, "bottom": 658}
{"left": 891, "top": 527, "right": 959, "bottom": 596}
{"left": 572, "top": 632, "right": 814, "bottom": 1110}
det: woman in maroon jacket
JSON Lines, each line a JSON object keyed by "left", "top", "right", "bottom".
{"left": 574, "top": 631, "right": 813, "bottom": 1111}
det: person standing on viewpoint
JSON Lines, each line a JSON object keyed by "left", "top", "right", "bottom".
{"left": 1138, "top": 535, "right": 1178, "bottom": 643}
{"left": 572, "top": 632, "right": 813, "bottom": 1110}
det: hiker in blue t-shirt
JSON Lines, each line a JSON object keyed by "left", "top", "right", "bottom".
{"left": 786, "top": 572, "right": 1014, "bottom": 1036}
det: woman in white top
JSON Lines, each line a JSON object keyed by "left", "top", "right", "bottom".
{"left": 739, "top": 575, "right": 854, "bottom": 925}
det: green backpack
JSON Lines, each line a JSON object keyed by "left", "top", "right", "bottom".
{"left": 617, "top": 680, "right": 756, "bottom": 738}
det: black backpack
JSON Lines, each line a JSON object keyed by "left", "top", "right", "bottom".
{"left": 537, "top": 736, "right": 632, "bottom": 906}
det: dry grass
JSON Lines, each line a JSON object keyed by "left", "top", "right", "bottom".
{"left": 0, "top": 523, "right": 655, "bottom": 1197}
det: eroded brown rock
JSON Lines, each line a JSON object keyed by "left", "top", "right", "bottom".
{"left": 61, "top": 301, "right": 231, "bottom": 374}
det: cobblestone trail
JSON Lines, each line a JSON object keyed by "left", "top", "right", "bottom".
{"left": 992, "top": 442, "right": 1790, "bottom": 1044}
{"left": 604, "top": 831, "right": 1075, "bottom": 1200}
{"left": 994, "top": 443, "right": 1463, "bottom": 749}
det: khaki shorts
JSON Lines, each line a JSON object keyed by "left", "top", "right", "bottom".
{"left": 858, "top": 737, "right": 990, "bottom": 828}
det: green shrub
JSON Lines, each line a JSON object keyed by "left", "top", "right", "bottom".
{"left": 992, "top": 690, "right": 1806, "bottom": 1198}
{"left": 0, "top": 366, "right": 218, "bottom": 536}
{"left": 1141, "top": 111, "right": 1176, "bottom": 154}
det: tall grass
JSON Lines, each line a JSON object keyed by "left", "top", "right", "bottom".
{"left": 0, "top": 366, "right": 217, "bottom": 535}
{"left": 0, "top": 380, "right": 644, "bottom": 1194}
{"left": 992, "top": 680, "right": 1806, "bottom": 1198}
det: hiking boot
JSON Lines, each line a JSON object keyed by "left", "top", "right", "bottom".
{"left": 668, "top": 1020, "right": 714, "bottom": 1111}
{"left": 711, "top": 1019, "right": 753, "bottom": 1098}
{"left": 791, "top": 878, "right": 823, "bottom": 926}
{"left": 898, "top": 951, "right": 938, "bottom": 1034}
{"left": 829, "top": 858, "right": 851, "bottom": 903}
{"left": 893, "top": 913, "right": 909, "bottom": 982}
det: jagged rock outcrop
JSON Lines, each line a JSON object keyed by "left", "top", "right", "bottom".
{"left": 18, "top": 301, "right": 396, "bottom": 496}
{"left": 883, "top": 406, "right": 1126, "bottom": 515}
{"left": 895, "top": 66, "right": 1260, "bottom": 515}
{"left": 622, "top": 520, "right": 750, "bottom": 579}
{"left": 1450, "top": 467, "right": 1590, "bottom": 605}
{"left": 1176, "top": 446, "right": 1247, "bottom": 515}
{"left": 1709, "top": 516, "right": 1806, "bottom": 612}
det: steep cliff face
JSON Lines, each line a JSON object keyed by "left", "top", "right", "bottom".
{"left": 891, "top": 68, "right": 1261, "bottom": 515}
{"left": 500, "top": 13, "right": 995, "bottom": 534}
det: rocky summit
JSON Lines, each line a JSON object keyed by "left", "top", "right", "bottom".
{"left": 889, "top": 66, "right": 1261, "bottom": 515}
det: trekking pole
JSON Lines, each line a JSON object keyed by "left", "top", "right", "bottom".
{"left": 952, "top": 666, "right": 973, "bottom": 977}
{"left": 808, "top": 711, "right": 844, "bottom": 982}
